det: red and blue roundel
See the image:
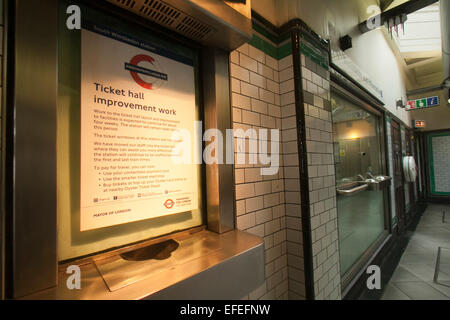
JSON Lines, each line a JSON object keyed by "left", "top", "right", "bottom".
{"left": 125, "top": 54, "right": 168, "bottom": 90}
{"left": 164, "top": 199, "right": 175, "bottom": 209}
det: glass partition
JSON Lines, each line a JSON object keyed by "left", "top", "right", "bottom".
{"left": 331, "top": 91, "right": 386, "bottom": 277}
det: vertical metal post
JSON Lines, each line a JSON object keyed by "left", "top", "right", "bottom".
{"left": 11, "top": 0, "right": 58, "bottom": 298}
{"left": 433, "top": 247, "right": 441, "bottom": 283}
{"left": 0, "top": 0, "right": 8, "bottom": 301}
{"left": 201, "top": 48, "right": 235, "bottom": 234}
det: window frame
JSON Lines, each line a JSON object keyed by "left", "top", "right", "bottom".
{"left": 9, "top": 0, "right": 235, "bottom": 298}
{"left": 330, "top": 80, "right": 391, "bottom": 295}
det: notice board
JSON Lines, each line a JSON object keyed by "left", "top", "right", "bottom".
{"left": 80, "top": 23, "right": 199, "bottom": 231}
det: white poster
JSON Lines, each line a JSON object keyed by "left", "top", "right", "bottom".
{"left": 80, "top": 25, "right": 198, "bottom": 231}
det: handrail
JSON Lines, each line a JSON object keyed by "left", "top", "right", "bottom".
{"left": 336, "top": 183, "right": 368, "bottom": 196}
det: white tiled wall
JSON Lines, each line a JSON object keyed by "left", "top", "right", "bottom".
{"left": 231, "top": 34, "right": 343, "bottom": 300}
{"left": 431, "top": 135, "right": 450, "bottom": 193}
{"left": 301, "top": 53, "right": 341, "bottom": 300}
{"left": 231, "top": 43, "right": 289, "bottom": 300}
{"left": 279, "top": 54, "right": 308, "bottom": 300}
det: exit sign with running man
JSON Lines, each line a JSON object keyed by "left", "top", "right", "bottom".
{"left": 406, "top": 96, "right": 439, "bottom": 111}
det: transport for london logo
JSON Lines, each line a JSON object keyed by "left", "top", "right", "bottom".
{"left": 164, "top": 199, "right": 175, "bottom": 209}
{"left": 125, "top": 54, "right": 168, "bottom": 90}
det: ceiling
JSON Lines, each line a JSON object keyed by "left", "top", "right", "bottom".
{"left": 388, "top": 1, "right": 443, "bottom": 89}
{"left": 394, "top": 2, "right": 441, "bottom": 53}
{"left": 382, "top": 0, "right": 410, "bottom": 11}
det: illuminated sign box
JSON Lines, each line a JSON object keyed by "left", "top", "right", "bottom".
{"left": 413, "top": 120, "right": 426, "bottom": 129}
{"left": 80, "top": 23, "right": 199, "bottom": 231}
{"left": 406, "top": 96, "right": 439, "bottom": 111}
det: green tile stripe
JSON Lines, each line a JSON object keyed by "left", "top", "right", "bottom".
{"left": 249, "top": 33, "right": 292, "bottom": 60}
{"left": 249, "top": 31, "right": 328, "bottom": 64}
{"left": 252, "top": 21, "right": 279, "bottom": 45}
{"left": 252, "top": 21, "right": 291, "bottom": 45}
{"left": 278, "top": 42, "right": 292, "bottom": 60}
{"left": 249, "top": 34, "right": 279, "bottom": 59}
{"left": 299, "top": 31, "right": 329, "bottom": 70}
{"left": 298, "top": 27, "right": 329, "bottom": 54}
{"left": 250, "top": 20, "right": 290, "bottom": 60}
{"left": 301, "top": 43, "right": 328, "bottom": 70}
{"left": 428, "top": 132, "right": 450, "bottom": 196}
{"left": 279, "top": 31, "right": 291, "bottom": 44}
{"left": 248, "top": 22, "right": 330, "bottom": 65}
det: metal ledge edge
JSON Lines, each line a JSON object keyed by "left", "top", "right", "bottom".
{"left": 21, "top": 230, "right": 264, "bottom": 300}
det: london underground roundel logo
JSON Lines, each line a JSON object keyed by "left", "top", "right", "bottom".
{"left": 164, "top": 199, "right": 175, "bottom": 209}
{"left": 125, "top": 54, "right": 168, "bottom": 90}
{"left": 129, "top": 54, "right": 154, "bottom": 90}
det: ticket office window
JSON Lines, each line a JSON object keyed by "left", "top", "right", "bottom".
{"left": 57, "top": 1, "right": 205, "bottom": 262}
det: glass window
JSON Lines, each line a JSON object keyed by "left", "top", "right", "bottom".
{"left": 57, "top": 1, "right": 204, "bottom": 261}
{"left": 331, "top": 91, "right": 386, "bottom": 277}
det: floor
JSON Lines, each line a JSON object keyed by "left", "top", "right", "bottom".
{"left": 382, "top": 203, "right": 450, "bottom": 300}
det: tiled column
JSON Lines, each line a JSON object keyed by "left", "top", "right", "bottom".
{"left": 295, "top": 30, "right": 341, "bottom": 300}
{"left": 279, "top": 52, "right": 308, "bottom": 300}
{"left": 230, "top": 18, "right": 343, "bottom": 300}
{"left": 303, "top": 60, "right": 340, "bottom": 299}
{"left": 230, "top": 25, "right": 289, "bottom": 300}
{"left": 429, "top": 133, "right": 450, "bottom": 194}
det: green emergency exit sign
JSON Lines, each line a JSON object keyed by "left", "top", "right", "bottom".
{"left": 406, "top": 96, "right": 439, "bottom": 111}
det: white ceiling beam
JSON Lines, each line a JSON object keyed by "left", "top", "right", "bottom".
{"left": 402, "top": 50, "right": 441, "bottom": 59}
{"left": 406, "top": 56, "right": 441, "bottom": 69}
